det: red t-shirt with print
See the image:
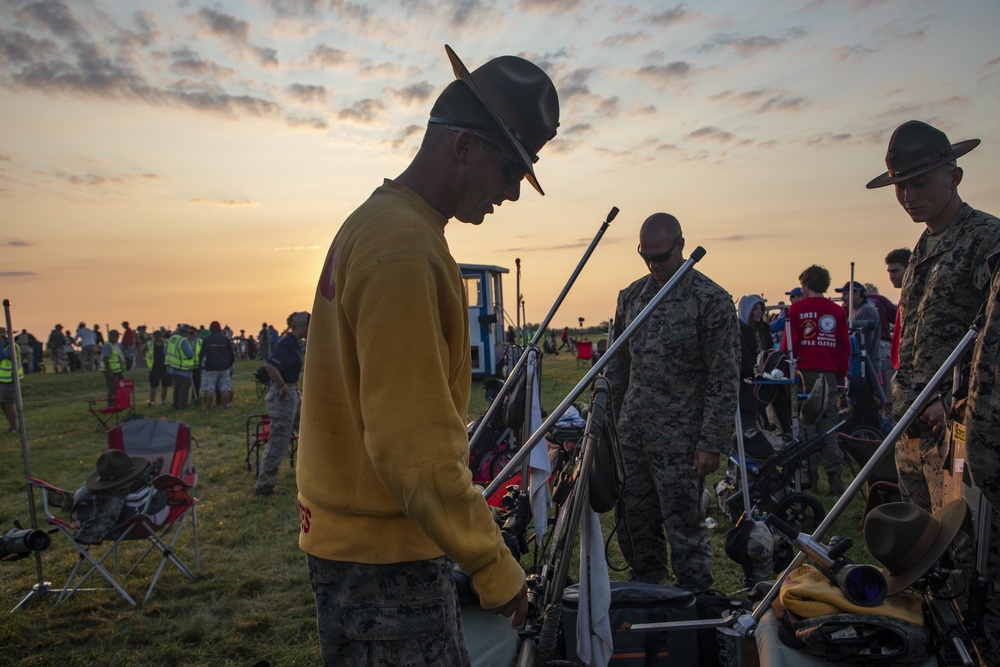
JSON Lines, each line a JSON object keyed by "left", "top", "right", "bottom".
{"left": 783, "top": 295, "right": 851, "bottom": 379}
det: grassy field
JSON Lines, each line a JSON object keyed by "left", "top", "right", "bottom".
{"left": 0, "top": 354, "right": 873, "bottom": 665}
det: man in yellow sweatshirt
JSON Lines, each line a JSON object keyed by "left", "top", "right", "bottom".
{"left": 296, "top": 45, "right": 559, "bottom": 665}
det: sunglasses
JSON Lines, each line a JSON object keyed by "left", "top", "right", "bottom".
{"left": 637, "top": 235, "right": 682, "bottom": 265}
{"left": 429, "top": 118, "right": 527, "bottom": 186}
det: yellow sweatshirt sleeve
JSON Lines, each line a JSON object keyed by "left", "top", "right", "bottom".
{"left": 342, "top": 249, "right": 525, "bottom": 609}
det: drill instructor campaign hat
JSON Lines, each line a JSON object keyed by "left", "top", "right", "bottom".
{"left": 440, "top": 45, "right": 560, "bottom": 196}
{"left": 866, "top": 120, "right": 980, "bottom": 189}
{"left": 863, "top": 499, "right": 966, "bottom": 595}
{"left": 86, "top": 449, "right": 150, "bottom": 491}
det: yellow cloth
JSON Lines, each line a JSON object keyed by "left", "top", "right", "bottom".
{"left": 296, "top": 179, "right": 523, "bottom": 610}
{"left": 777, "top": 564, "right": 924, "bottom": 626}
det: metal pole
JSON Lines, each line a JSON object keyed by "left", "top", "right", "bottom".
{"left": 734, "top": 409, "right": 753, "bottom": 517}
{"left": 469, "top": 206, "right": 619, "bottom": 454}
{"left": 485, "top": 246, "right": 706, "bottom": 498}
{"left": 4, "top": 299, "right": 54, "bottom": 609}
{"left": 747, "top": 323, "right": 981, "bottom": 628}
{"left": 515, "top": 258, "right": 522, "bottom": 346}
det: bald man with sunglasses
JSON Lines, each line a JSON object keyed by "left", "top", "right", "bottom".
{"left": 607, "top": 213, "right": 739, "bottom": 593}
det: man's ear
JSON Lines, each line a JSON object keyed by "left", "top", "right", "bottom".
{"left": 951, "top": 166, "right": 964, "bottom": 188}
{"left": 454, "top": 129, "right": 475, "bottom": 166}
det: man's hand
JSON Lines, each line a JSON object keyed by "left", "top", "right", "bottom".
{"left": 693, "top": 448, "right": 720, "bottom": 476}
{"left": 487, "top": 582, "right": 529, "bottom": 629}
{"left": 919, "top": 397, "right": 947, "bottom": 435}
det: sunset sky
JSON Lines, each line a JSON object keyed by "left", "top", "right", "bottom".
{"left": 2, "top": 0, "right": 998, "bottom": 341}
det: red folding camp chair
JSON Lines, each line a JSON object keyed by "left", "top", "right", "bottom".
{"left": 85, "top": 378, "right": 136, "bottom": 430}
{"left": 575, "top": 340, "right": 594, "bottom": 367}
{"left": 24, "top": 418, "right": 202, "bottom": 605}
{"left": 245, "top": 414, "right": 297, "bottom": 478}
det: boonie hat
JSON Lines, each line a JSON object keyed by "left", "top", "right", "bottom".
{"left": 442, "top": 45, "right": 560, "bottom": 195}
{"left": 866, "top": 120, "right": 979, "bottom": 189}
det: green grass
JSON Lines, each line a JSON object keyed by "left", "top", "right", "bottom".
{"left": 1, "top": 355, "right": 873, "bottom": 664}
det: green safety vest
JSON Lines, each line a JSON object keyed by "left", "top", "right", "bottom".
{"left": 179, "top": 337, "right": 196, "bottom": 371}
{"left": 165, "top": 334, "right": 183, "bottom": 370}
{"left": 0, "top": 342, "right": 23, "bottom": 383}
{"left": 144, "top": 342, "right": 156, "bottom": 367}
{"left": 192, "top": 338, "right": 203, "bottom": 368}
{"left": 106, "top": 343, "right": 124, "bottom": 373}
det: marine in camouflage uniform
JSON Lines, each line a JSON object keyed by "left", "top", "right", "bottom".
{"left": 866, "top": 121, "right": 1000, "bottom": 514}
{"left": 960, "top": 253, "right": 1000, "bottom": 659}
{"left": 608, "top": 213, "right": 739, "bottom": 593}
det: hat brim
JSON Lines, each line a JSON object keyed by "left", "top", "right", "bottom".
{"left": 866, "top": 139, "right": 980, "bottom": 189}
{"left": 879, "top": 499, "right": 967, "bottom": 595}
{"left": 444, "top": 45, "right": 544, "bottom": 196}
{"left": 85, "top": 455, "right": 150, "bottom": 491}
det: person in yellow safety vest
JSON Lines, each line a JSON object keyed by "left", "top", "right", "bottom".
{"left": 167, "top": 325, "right": 196, "bottom": 410}
{"left": 1, "top": 326, "right": 24, "bottom": 432}
{"left": 101, "top": 329, "right": 127, "bottom": 407}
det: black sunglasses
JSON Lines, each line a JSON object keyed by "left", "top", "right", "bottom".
{"left": 637, "top": 236, "right": 682, "bottom": 265}
{"left": 429, "top": 119, "right": 527, "bottom": 186}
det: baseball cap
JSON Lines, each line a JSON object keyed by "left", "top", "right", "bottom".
{"left": 835, "top": 281, "right": 866, "bottom": 294}
{"left": 785, "top": 287, "right": 803, "bottom": 298}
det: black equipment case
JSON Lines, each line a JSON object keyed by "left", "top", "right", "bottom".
{"left": 561, "top": 581, "right": 699, "bottom": 666}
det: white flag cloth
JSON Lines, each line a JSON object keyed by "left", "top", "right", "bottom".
{"left": 525, "top": 351, "right": 552, "bottom": 540}
{"left": 576, "top": 507, "right": 613, "bottom": 666}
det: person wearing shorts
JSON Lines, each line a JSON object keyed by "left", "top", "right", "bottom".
{"left": 198, "top": 321, "right": 235, "bottom": 413}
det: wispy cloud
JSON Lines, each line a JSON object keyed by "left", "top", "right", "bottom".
{"left": 190, "top": 198, "right": 260, "bottom": 207}
{"left": 385, "top": 81, "right": 434, "bottom": 105}
{"left": 272, "top": 245, "right": 321, "bottom": 251}
{"left": 4, "top": 239, "right": 36, "bottom": 247}
{"left": 0, "top": 270, "right": 36, "bottom": 277}
{"left": 648, "top": 5, "right": 695, "bottom": 26}
{"left": 337, "top": 98, "right": 386, "bottom": 124}
{"left": 635, "top": 60, "right": 692, "bottom": 86}
{"left": 702, "top": 28, "right": 807, "bottom": 57}
{"left": 834, "top": 44, "right": 877, "bottom": 62}
{"left": 286, "top": 115, "right": 328, "bottom": 129}
{"left": 711, "top": 89, "right": 809, "bottom": 114}
{"left": 307, "top": 44, "right": 348, "bottom": 68}
{"left": 686, "top": 126, "right": 735, "bottom": 142}
{"left": 287, "top": 82, "right": 328, "bottom": 103}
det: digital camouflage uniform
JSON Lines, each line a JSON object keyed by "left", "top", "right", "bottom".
{"left": 967, "top": 252, "right": 1000, "bottom": 512}
{"left": 894, "top": 203, "right": 1000, "bottom": 512}
{"left": 608, "top": 269, "right": 739, "bottom": 592}
{"left": 307, "top": 554, "right": 469, "bottom": 667}
{"left": 255, "top": 384, "right": 299, "bottom": 492}
{"left": 961, "top": 250, "right": 1000, "bottom": 659}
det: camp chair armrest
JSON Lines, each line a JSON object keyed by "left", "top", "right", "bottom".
{"left": 154, "top": 474, "right": 194, "bottom": 506}
{"left": 26, "top": 476, "right": 72, "bottom": 498}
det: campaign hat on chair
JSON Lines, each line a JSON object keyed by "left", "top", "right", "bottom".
{"left": 86, "top": 450, "right": 150, "bottom": 491}
{"left": 866, "top": 120, "right": 980, "bottom": 189}
{"left": 863, "top": 500, "right": 966, "bottom": 595}
{"left": 442, "top": 45, "right": 560, "bottom": 196}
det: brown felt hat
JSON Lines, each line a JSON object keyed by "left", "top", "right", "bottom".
{"left": 866, "top": 120, "right": 979, "bottom": 189}
{"left": 443, "top": 45, "right": 559, "bottom": 196}
{"left": 863, "top": 500, "right": 966, "bottom": 595}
